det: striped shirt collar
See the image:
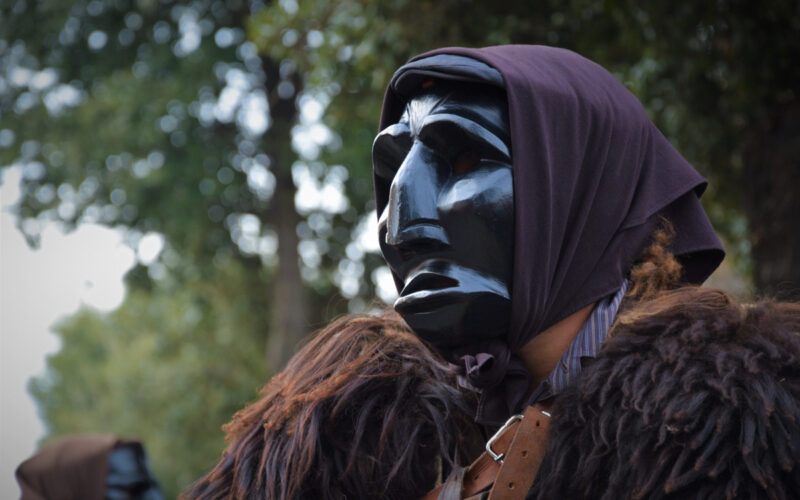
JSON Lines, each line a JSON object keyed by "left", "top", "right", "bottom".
{"left": 527, "top": 281, "right": 628, "bottom": 404}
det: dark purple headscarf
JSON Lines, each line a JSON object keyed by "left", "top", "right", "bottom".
{"left": 375, "top": 45, "right": 724, "bottom": 425}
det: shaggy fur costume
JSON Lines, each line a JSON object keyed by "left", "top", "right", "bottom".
{"left": 530, "top": 287, "right": 800, "bottom": 500}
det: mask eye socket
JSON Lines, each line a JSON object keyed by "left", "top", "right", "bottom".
{"left": 452, "top": 150, "right": 480, "bottom": 175}
{"left": 417, "top": 115, "right": 510, "bottom": 177}
{"left": 373, "top": 124, "right": 412, "bottom": 182}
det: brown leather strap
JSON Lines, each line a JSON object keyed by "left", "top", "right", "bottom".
{"left": 420, "top": 404, "right": 551, "bottom": 500}
{"left": 487, "top": 405, "right": 551, "bottom": 499}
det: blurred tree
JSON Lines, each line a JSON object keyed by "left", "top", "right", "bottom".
{"left": 601, "top": 2, "right": 800, "bottom": 299}
{"left": 30, "top": 256, "right": 270, "bottom": 498}
{"left": 0, "top": 0, "right": 328, "bottom": 366}
{"left": 0, "top": 0, "right": 349, "bottom": 495}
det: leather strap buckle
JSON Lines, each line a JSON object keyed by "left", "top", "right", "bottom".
{"left": 485, "top": 414, "right": 523, "bottom": 463}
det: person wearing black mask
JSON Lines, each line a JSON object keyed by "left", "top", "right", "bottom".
{"left": 373, "top": 46, "right": 725, "bottom": 427}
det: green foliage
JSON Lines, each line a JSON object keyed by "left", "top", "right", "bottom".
{"left": 0, "top": 0, "right": 262, "bottom": 264}
{"left": 3, "top": 1, "right": 297, "bottom": 492}
{"left": 30, "top": 257, "right": 270, "bottom": 498}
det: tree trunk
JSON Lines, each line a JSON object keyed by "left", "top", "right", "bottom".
{"left": 267, "top": 166, "right": 309, "bottom": 369}
{"left": 743, "top": 104, "right": 800, "bottom": 300}
{"left": 262, "top": 58, "right": 310, "bottom": 370}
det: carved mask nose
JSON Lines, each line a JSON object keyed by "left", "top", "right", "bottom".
{"left": 385, "top": 142, "right": 451, "bottom": 255}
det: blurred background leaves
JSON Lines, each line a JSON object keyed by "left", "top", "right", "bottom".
{"left": 1, "top": 0, "right": 797, "bottom": 496}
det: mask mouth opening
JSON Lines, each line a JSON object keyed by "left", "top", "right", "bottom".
{"left": 401, "top": 272, "right": 458, "bottom": 296}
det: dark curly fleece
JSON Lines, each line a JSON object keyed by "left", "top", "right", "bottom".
{"left": 530, "top": 287, "right": 800, "bottom": 500}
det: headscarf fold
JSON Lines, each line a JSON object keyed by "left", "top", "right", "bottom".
{"left": 376, "top": 45, "right": 724, "bottom": 425}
